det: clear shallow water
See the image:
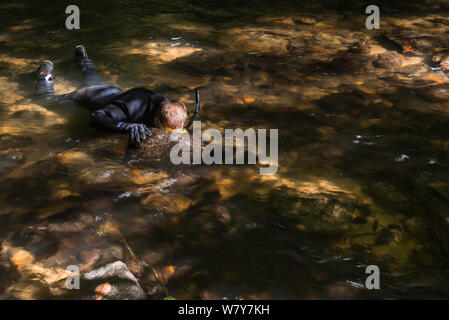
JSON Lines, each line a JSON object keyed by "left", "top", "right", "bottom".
{"left": 1, "top": 0, "right": 449, "bottom": 299}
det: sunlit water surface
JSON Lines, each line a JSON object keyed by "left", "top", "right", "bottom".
{"left": 1, "top": 0, "right": 449, "bottom": 299}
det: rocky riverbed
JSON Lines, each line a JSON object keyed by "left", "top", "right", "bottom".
{"left": 1, "top": 0, "right": 449, "bottom": 299}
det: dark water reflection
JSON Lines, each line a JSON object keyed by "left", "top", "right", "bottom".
{"left": 1, "top": 0, "right": 449, "bottom": 299}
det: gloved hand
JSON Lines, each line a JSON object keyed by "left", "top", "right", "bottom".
{"left": 118, "top": 122, "right": 151, "bottom": 143}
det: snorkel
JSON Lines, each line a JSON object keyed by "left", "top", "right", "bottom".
{"left": 184, "top": 88, "right": 200, "bottom": 129}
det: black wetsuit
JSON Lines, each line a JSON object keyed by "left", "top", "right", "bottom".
{"left": 37, "top": 59, "right": 168, "bottom": 138}
{"left": 78, "top": 86, "right": 167, "bottom": 132}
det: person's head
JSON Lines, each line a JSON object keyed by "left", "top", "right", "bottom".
{"left": 157, "top": 100, "right": 189, "bottom": 130}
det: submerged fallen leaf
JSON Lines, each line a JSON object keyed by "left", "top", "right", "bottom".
{"left": 11, "top": 249, "right": 34, "bottom": 270}
{"left": 158, "top": 265, "right": 176, "bottom": 284}
{"left": 243, "top": 96, "right": 255, "bottom": 104}
{"left": 99, "top": 222, "right": 123, "bottom": 239}
{"left": 95, "top": 282, "right": 112, "bottom": 300}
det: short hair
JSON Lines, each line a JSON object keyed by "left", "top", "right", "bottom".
{"left": 159, "top": 101, "right": 188, "bottom": 129}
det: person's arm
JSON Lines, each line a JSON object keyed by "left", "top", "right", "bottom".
{"left": 90, "top": 104, "right": 127, "bottom": 132}
{"left": 90, "top": 104, "right": 151, "bottom": 142}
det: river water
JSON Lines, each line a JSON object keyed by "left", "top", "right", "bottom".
{"left": 1, "top": 0, "right": 449, "bottom": 299}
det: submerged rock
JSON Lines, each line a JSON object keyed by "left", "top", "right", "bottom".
{"left": 221, "top": 27, "right": 291, "bottom": 54}
{"left": 83, "top": 261, "right": 146, "bottom": 300}
{"left": 128, "top": 128, "right": 190, "bottom": 156}
{"left": 381, "top": 30, "right": 443, "bottom": 56}
{"left": 428, "top": 182, "right": 449, "bottom": 256}
{"left": 420, "top": 84, "right": 449, "bottom": 101}
{"left": 330, "top": 41, "right": 376, "bottom": 73}
{"left": 432, "top": 50, "right": 449, "bottom": 71}
{"left": 435, "top": 213, "right": 449, "bottom": 256}
{"left": 373, "top": 50, "right": 427, "bottom": 73}
{"left": 294, "top": 16, "right": 317, "bottom": 25}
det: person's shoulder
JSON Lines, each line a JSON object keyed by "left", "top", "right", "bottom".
{"left": 121, "top": 88, "right": 167, "bottom": 105}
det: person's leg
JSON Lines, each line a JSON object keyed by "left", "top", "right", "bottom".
{"left": 75, "top": 45, "right": 102, "bottom": 87}
{"left": 64, "top": 84, "right": 123, "bottom": 108}
{"left": 35, "top": 59, "right": 123, "bottom": 108}
{"left": 67, "top": 45, "right": 124, "bottom": 108}
{"left": 35, "top": 47, "right": 123, "bottom": 108}
{"left": 35, "top": 60, "right": 73, "bottom": 105}
{"left": 35, "top": 60, "right": 55, "bottom": 99}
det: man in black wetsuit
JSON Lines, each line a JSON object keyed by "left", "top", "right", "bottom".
{"left": 35, "top": 45, "right": 189, "bottom": 143}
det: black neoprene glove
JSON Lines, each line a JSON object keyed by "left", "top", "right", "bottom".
{"left": 118, "top": 122, "right": 152, "bottom": 143}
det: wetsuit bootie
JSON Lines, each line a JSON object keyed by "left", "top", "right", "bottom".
{"left": 35, "top": 60, "right": 55, "bottom": 98}
{"left": 75, "top": 45, "right": 102, "bottom": 86}
{"left": 75, "top": 45, "right": 95, "bottom": 71}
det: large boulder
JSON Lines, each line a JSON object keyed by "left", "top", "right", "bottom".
{"left": 128, "top": 128, "right": 193, "bottom": 165}
{"left": 373, "top": 50, "right": 427, "bottom": 73}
